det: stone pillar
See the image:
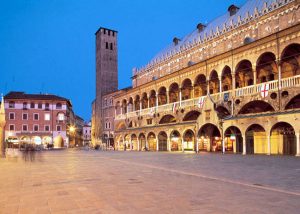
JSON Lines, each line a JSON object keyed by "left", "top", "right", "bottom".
{"left": 156, "top": 93, "right": 159, "bottom": 107}
{"left": 196, "top": 138, "right": 199, "bottom": 153}
{"left": 179, "top": 88, "right": 182, "bottom": 106}
{"left": 296, "top": 132, "right": 300, "bottom": 156}
{"left": 219, "top": 79, "right": 222, "bottom": 93}
{"left": 231, "top": 73, "right": 236, "bottom": 90}
{"left": 267, "top": 134, "right": 271, "bottom": 155}
{"left": 242, "top": 134, "right": 246, "bottom": 155}
{"left": 191, "top": 86, "right": 195, "bottom": 99}
{"left": 147, "top": 98, "right": 150, "bottom": 108}
{"left": 253, "top": 68, "right": 257, "bottom": 85}
{"left": 166, "top": 90, "right": 170, "bottom": 103}
{"left": 137, "top": 138, "right": 140, "bottom": 151}
{"left": 145, "top": 135, "right": 148, "bottom": 150}
{"left": 278, "top": 61, "right": 282, "bottom": 89}
{"left": 156, "top": 135, "right": 159, "bottom": 151}
{"left": 167, "top": 137, "right": 171, "bottom": 152}
{"left": 207, "top": 81, "right": 210, "bottom": 95}
{"left": 121, "top": 105, "right": 123, "bottom": 115}
{"left": 139, "top": 102, "right": 142, "bottom": 112}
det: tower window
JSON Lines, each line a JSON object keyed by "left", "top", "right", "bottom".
{"left": 108, "top": 30, "right": 110, "bottom": 36}
{"left": 112, "top": 31, "right": 115, "bottom": 37}
{"left": 106, "top": 42, "right": 109, "bottom": 49}
{"left": 110, "top": 43, "right": 113, "bottom": 50}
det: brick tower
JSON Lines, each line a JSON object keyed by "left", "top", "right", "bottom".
{"left": 93, "top": 27, "right": 118, "bottom": 145}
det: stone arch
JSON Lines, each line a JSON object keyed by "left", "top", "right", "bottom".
{"left": 235, "top": 59, "right": 253, "bottom": 88}
{"left": 158, "top": 86, "right": 167, "bottom": 105}
{"left": 124, "top": 134, "right": 130, "bottom": 150}
{"left": 116, "top": 135, "right": 124, "bottom": 150}
{"left": 285, "top": 93, "right": 300, "bottom": 110}
{"left": 54, "top": 135, "right": 64, "bottom": 148}
{"left": 141, "top": 92, "right": 148, "bottom": 109}
{"left": 131, "top": 134, "right": 138, "bottom": 150}
{"left": 280, "top": 43, "right": 300, "bottom": 78}
{"left": 182, "top": 129, "right": 195, "bottom": 151}
{"left": 245, "top": 124, "right": 266, "bottom": 154}
{"left": 159, "top": 114, "right": 176, "bottom": 124}
{"left": 256, "top": 52, "right": 277, "bottom": 83}
{"left": 116, "top": 122, "right": 126, "bottom": 131}
{"left": 238, "top": 100, "right": 275, "bottom": 114}
{"left": 183, "top": 110, "right": 201, "bottom": 121}
{"left": 128, "top": 97, "right": 134, "bottom": 112}
{"left": 181, "top": 78, "right": 193, "bottom": 100}
{"left": 215, "top": 105, "right": 231, "bottom": 118}
{"left": 221, "top": 66, "right": 232, "bottom": 91}
{"left": 158, "top": 131, "right": 168, "bottom": 151}
{"left": 169, "top": 83, "right": 180, "bottom": 103}
{"left": 170, "top": 130, "right": 182, "bottom": 151}
{"left": 134, "top": 95, "right": 140, "bottom": 111}
{"left": 122, "top": 99, "right": 127, "bottom": 114}
{"left": 209, "top": 70, "right": 219, "bottom": 94}
{"left": 194, "top": 74, "right": 207, "bottom": 97}
{"left": 224, "top": 126, "right": 243, "bottom": 153}
{"left": 198, "top": 123, "right": 221, "bottom": 152}
{"left": 147, "top": 132, "right": 157, "bottom": 151}
{"left": 149, "top": 90, "right": 156, "bottom": 107}
{"left": 270, "top": 122, "right": 296, "bottom": 155}
{"left": 138, "top": 133, "right": 146, "bottom": 151}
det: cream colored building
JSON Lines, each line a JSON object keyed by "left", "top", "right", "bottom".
{"left": 96, "top": 0, "right": 300, "bottom": 155}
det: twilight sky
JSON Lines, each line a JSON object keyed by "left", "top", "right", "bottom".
{"left": 0, "top": 0, "right": 246, "bottom": 121}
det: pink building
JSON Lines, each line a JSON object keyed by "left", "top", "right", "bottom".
{"left": 4, "top": 91, "right": 73, "bottom": 148}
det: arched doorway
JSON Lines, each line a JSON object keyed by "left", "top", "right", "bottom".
{"left": 147, "top": 132, "right": 156, "bottom": 151}
{"left": 158, "top": 87, "right": 167, "bottom": 105}
{"left": 281, "top": 43, "right": 300, "bottom": 78}
{"left": 235, "top": 60, "right": 253, "bottom": 88}
{"left": 54, "top": 136, "right": 64, "bottom": 148}
{"left": 139, "top": 133, "right": 146, "bottom": 151}
{"left": 245, "top": 124, "right": 266, "bottom": 154}
{"left": 256, "top": 52, "right": 277, "bottom": 83}
{"left": 181, "top": 79, "right": 193, "bottom": 100}
{"left": 198, "top": 124, "right": 221, "bottom": 152}
{"left": 221, "top": 66, "right": 232, "bottom": 91}
{"left": 194, "top": 74, "right": 207, "bottom": 97}
{"left": 169, "top": 83, "right": 180, "bottom": 103}
{"left": 131, "top": 134, "right": 138, "bottom": 151}
{"left": 183, "top": 130, "right": 195, "bottom": 151}
{"left": 209, "top": 70, "right": 219, "bottom": 94}
{"left": 158, "top": 131, "right": 168, "bottom": 151}
{"left": 170, "top": 130, "right": 182, "bottom": 151}
{"left": 124, "top": 135, "right": 130, "bottom": 150}
{"left": 224, "top": 126, "right": 243, "bottom": 153}
{"left": 270, "top": 122, "right": 296, "bottom": 155}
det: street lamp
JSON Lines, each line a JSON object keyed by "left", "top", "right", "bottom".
{"left": 68, "top": 125, "right": 76, "bottom": 147}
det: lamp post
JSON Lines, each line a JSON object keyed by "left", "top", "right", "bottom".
{"left": 68, "top": 125, "right": 76, "bottom": 147}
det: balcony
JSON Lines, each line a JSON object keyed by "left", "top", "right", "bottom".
{"left": 115, "top": 75, "right": 300, "bottom": 120}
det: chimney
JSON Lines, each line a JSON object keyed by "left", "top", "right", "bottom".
{"left": 228, "top": 4, "right": 239, "bottom": 16}
{"left": 196, "top": 23, "right": 206, "bottom": 32}
{"left": 173, "top": 37, "right": 180, "bottom": 46}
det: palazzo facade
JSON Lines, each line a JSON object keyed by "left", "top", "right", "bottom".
{"left": 95, "top": 0, "right": 300, "bottom": 156}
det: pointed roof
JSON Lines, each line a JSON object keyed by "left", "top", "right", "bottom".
{"left": 0, "top": 95, "right": 4, "bottom": 114}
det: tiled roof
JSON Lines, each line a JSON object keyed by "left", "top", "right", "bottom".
{"left": 136, "top": 0, "right": 294, "bottom": 74}
{"left": 4, "top": 91, "right": 72, "bottom": 106}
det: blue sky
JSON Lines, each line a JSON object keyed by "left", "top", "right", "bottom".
{"left": 0, "top": 0, "right": 246, "bottom": 121}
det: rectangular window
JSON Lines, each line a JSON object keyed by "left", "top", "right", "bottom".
{"left": 30, "top": 103, "right": 35, "bottom": 109}
{"left": 9, "top": 102, "right": 15, "bottom": 108}
{"left": 9, "top": 124, "right": 15, "bottom": 131}
{"left": 106, "top": 42, "right": 109, "bottom": 49}
{"left": 22, "top": 125, "right": 28, "bottom": 131}
{"left": 110, "top": 43, "right": 113, "bottom": 50}
{"left": 147, "top": 119, "right": 152, "bottom": 125}
{"left": 45, "top": 103, "right": 50, "bottom": 110}
{"left": 56, "top": 125, "right": 61, "bottom": 131}
{"left": 22, "top": 113, "right": 28, "bottom": 120}
{"left": 108, "top": 30, "right": 110, "bottom": 36}
{"left": 45, "top": 125, "right": 50, "bottom": 132}
{"left": 58, "top": 113, "right": 64, "bottom": 121}
{"left": 44, "top": 113, "right": 50, "bottom": 121}
{"left": 38, "top": 103, "right": 42, "bottom": 109}
{"left": 34, "top": 125, "right": 39, "bottom": 132}
{"left": 34, "top": 113, "right": 39, "bottom": 120}
{"left": 9, "top": 113, "right": 15, "bottom": 120}
{"left": 23, "top": 102, "right": 28, "bottom": 109}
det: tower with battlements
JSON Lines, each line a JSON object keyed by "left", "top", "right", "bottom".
{"left": 92, "top": 27, "right": 118, "bottom": 145}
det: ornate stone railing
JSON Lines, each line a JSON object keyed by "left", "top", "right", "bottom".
{"left": 115, "top": 75, "right": 300, "bottom": 120}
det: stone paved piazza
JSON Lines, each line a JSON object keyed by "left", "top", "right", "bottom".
{"left": 0, "top": 150, "right": 300, "bottom": 213}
